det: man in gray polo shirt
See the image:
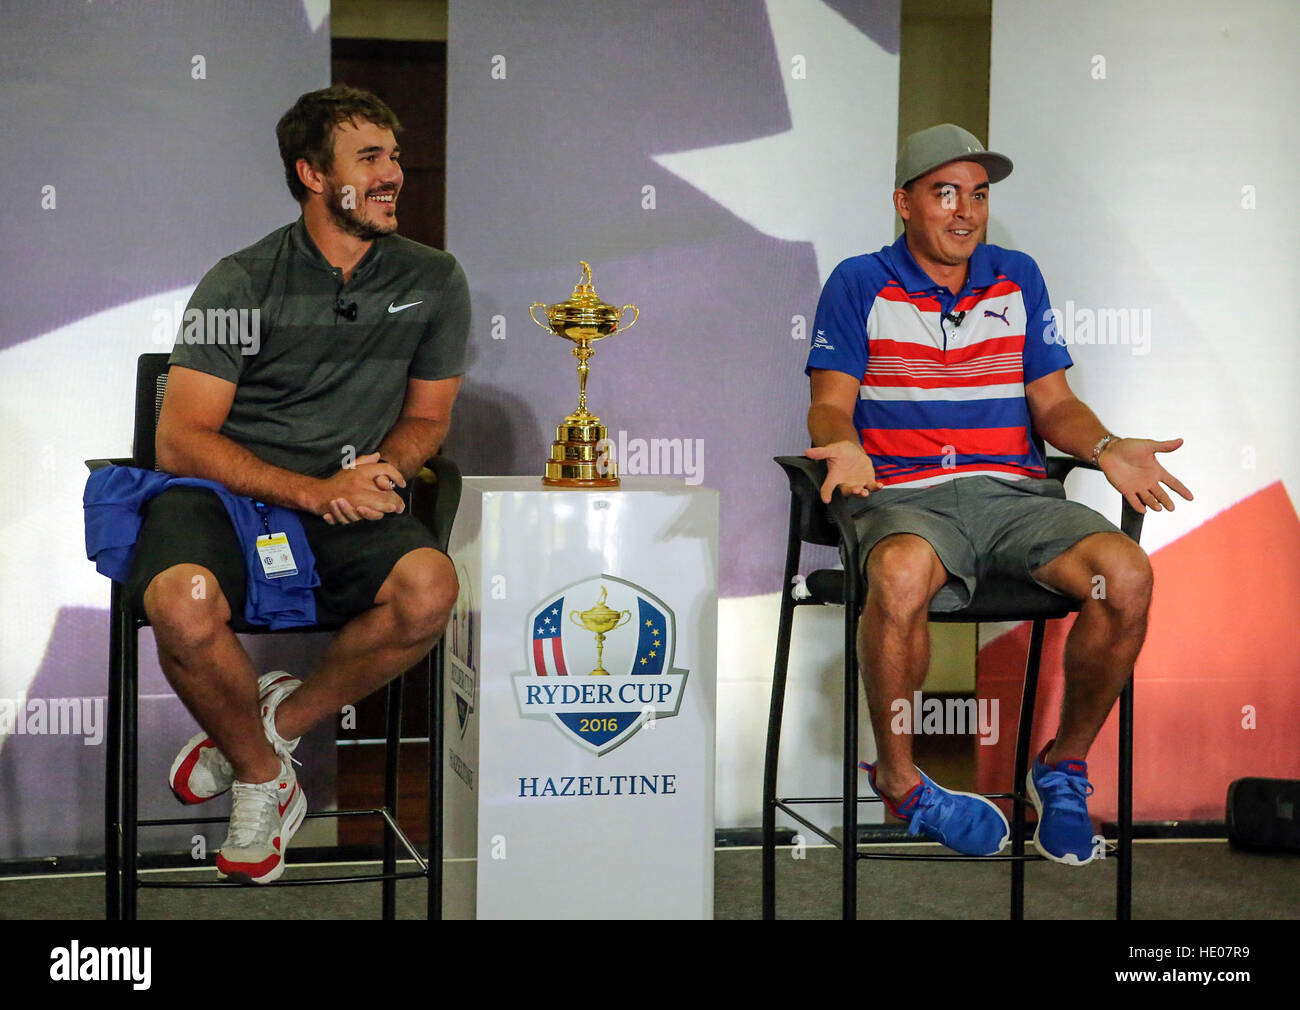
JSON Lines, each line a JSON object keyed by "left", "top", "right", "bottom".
{"left": 127, "top": 85, "right": 469, "bottom": 883}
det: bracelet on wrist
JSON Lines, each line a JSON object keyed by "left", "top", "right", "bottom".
{"left": 1091, "top": 434, "right": 1119, "bottom": 464}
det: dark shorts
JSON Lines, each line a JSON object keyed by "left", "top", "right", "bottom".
{"left": 125, "top": 486, "right": 440, "bottom": 630}
{"left": 850, "top": 475, "right": 1122, "bottom": 612}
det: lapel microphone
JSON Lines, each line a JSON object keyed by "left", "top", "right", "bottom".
{"left": 333, "top": 297, "right": 358, "bottom": 321}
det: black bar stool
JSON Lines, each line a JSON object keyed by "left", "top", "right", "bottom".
{"left": 761, "top": 454, "right": 1143, "bottom": 920}
{"left": 91, "top": 353, "right": 457, "bottom": 919}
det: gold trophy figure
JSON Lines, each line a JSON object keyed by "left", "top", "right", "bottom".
{"left": 529, "top": 261, "right": 638, "bottom": 487}
{"left": 570, "top": 586, "right": 632, "bottom": 676}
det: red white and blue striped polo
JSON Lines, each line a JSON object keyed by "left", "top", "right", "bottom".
{"left": 806, "top": 233, "right": 1073, "bottom": 488}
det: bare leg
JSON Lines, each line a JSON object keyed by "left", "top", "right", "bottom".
{"left": 144, "top": 564, "right": 280, "bottom": 784}
{"left": 859, "top": 534, "right": 949, "bottom": 804}
{"left": 1029, "top": 532, "right": 1153, "bottom": 764}
{"left": 273, "top": 549, "right": 457, "bottom": 739}
{"left": 147, "top": 549, "right": 457, "bottom": 781}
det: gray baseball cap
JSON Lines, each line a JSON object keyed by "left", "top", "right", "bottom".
{"left": 895, "top": 123, "right": 1013, "bottom": 190}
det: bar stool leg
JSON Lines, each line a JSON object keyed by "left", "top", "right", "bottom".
{"left": 1117, "top": 678, "right": 1133, "bottom": 920}
{"left": 842, "top": 585, "right": 860, "bottom": 921}
{"left": 1010, "top": 618, "right": 1045, "bottom": 920}
{"left": 762, "top": 606, "right": 798, "bottom": 919}
{"left": 105, "top": 587, "right": 125, "bottom": 921}
{"left": 428, "top": 644, "right": 444, "bottom": 920}
{"left": 763, "top": 506, "right": 802, "bottom": 921}
{"left": 123, "top": 618, "right": 140, "bottom": 921}
{"left": 382, "top": 676, "right": 403, "bottom": 919}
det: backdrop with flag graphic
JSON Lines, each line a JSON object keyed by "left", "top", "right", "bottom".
{"left": 0, "top": 0, "right": 330, "bottom": 858}
{"left": 450, "top": 0, "right": 1299, "bottom": 828}
{"left": 448, "top": 0, "right": 901, "bottom": 821}
{"left": 978, "top": 0, "right": 1300, "bottom": 820}
{"left": 445, "top": 0, "right": 901, "bottom": 598}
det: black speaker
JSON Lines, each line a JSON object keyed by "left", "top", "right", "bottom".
{"left": 1226, "top": 778, "right": 1300, "bottom": 853}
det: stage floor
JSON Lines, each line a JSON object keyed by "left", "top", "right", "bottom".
{"left": 0, "top": 840, "right": 1294, "bottom": 919}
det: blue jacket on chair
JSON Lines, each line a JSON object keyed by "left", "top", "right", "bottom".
{"left": 83, "top": 465, "right": 320, "bottom": 629}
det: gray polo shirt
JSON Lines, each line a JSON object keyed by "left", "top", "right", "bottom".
{"left": 169, "top": 217, "right": 469, "bottom": 478}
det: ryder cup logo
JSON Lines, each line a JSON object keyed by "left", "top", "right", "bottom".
{"left": 514, "top": 575, "right": 688, "bottom": 755}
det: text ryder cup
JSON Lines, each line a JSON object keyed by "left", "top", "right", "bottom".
{"left": 523, "top": 681, "right": 673, "bottom": 707}
{"left": 518, "top": 774, "right": 677, "bottom": 798}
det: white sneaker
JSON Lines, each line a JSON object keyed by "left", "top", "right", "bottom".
{"left": 168, "top": 671, "right": 302, "bottom": 805}
{"left": 257, "top": 671, "right": 302, "bottom": 757}
{"left": 216, "top": 757, "right": 306, "bottom": 884}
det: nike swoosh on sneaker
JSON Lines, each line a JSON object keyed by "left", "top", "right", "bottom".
{"left": 387, "top": 300, "right": 423, "bottom": 314}
{"left": 279, "top": 784, "right": 297, "bottom": 817}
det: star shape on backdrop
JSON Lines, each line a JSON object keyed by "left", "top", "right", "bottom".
{"left": 301, "top": 0, "right": 328, "bottom": 31}
{"left": 651, "top": 0, "right": 897, "bottom": 285}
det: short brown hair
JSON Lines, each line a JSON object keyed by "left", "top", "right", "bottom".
{"left": 275, "top": 84, "right": 403, "bottom": 202}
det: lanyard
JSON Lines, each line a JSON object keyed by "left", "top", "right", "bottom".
{"left": 254, "top": 501, "right": 272, "bottom": 537}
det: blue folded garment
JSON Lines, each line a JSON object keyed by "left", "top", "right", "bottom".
{"left": 83, "top": 465, "right": 319, "bottom": 629}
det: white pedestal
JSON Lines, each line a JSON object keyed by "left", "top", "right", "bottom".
{"left": 443, "top": 477, "right": 718, "bottom": 919}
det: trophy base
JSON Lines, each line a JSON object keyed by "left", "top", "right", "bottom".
{"left": 543, "top": 410, "right": 620, "bottom": 488}
{"left": 542, "top": 475, "right": 621, "bottom": 488}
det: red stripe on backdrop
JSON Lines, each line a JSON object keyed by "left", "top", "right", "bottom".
{"left": 977, "top": 481, "right": 1300, "bottom": 822}
{"left": 861, "top": 426, "right": 1030, "bottom": 457}
{"left": 532, "top": 636, "right": 547, "bottom": 676}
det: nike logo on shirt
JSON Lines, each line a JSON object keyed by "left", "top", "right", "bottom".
{"left": 387, "top": 300, "right": 423, "bottom": 314}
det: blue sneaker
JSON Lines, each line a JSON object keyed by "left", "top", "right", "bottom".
{"left": 1027, "top": 743, "right": 1104, "bottom": 865}
{"left": 862, "top": 762, "right": 1010, "bottom": 856}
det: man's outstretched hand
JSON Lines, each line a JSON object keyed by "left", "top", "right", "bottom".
{"left": 1098, "top": 437, "right": 1193, "bottom": 514}
{"left": 317, "top": 452, "right": 407, "bottom": 524}
{"left": 805, "top": 441, "right": 883, "bottom": 504}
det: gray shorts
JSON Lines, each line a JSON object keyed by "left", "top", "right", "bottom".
{"left": 850, "top": 475, "right": 1121, "bottom": 612}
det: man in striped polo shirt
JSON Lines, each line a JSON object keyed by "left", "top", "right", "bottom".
{"left": 805, "top": 123, "right": 1192, "bottom": 865}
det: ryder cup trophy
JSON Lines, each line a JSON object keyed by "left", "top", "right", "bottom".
{"left": 569, "top": 586, "right": 632, "bottom": 676}
{"left": 529, "top": 261, "right": 638, "bottom": 487}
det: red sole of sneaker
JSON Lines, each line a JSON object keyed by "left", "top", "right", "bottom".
{"left": 217, "top": 854, "right": 284, "bottom": 885}
{"left": 215, "top": 788, "right": 306, "bottom": 885}
{"left": 169, "top": 735, "right": 224, "bottom": 806}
